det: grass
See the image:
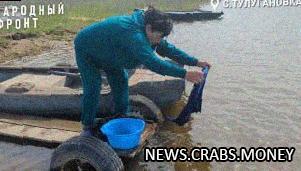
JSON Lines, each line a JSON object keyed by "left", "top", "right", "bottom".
{"left": 0, "top": 36, "right": 9, "bottom": 47}
{"left": 0, "top": 0, "right": 208, "bottom": 63}
{"left": 0, "top": 0, "right": 206, "bottom": 38}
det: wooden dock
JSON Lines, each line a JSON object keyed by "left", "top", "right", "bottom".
{"left": 0, "top": 111, "right": 158, "bottom": 171}
{"left": 0, "top": 112, "right": 157, "bottom": 157}
{"left": 0, "top": 112, "right": 80, "bottom": 148}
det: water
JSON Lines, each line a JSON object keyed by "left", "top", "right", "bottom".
{"left": 137, "top": 6, "right": 300, "bottom": 170}
{"left": 1, "top": 5, "right": 300, "bottom": 171}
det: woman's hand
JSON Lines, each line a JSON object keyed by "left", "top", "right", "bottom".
{"left": 197, "top": 61, "right": 211, "bottom": 68}
{"left": 185, "top": 70, "right": 204, "bottom": 84}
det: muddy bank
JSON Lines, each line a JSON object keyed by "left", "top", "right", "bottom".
{"left": 1, "top": 38, "right": 75, "bottom": 67}
{"left": 0, "top": 35, "right": 75, "bottom": 66}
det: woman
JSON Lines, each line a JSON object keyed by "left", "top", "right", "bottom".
{"left": 74, "top": 6, "right": 211, "bottom": 136}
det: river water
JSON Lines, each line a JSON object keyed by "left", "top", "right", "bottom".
{"left": 1, "top": 4, "right": 300, "bottom": 171}
{"left": 133, "top": 6, "right": 301, "bottom": 171}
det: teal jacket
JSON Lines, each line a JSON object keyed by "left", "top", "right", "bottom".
{"left": 74, "top": 9, "right": 198, "bottom": 78}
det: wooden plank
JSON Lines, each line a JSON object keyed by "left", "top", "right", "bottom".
{"left": 0, "top": 112, "right": 82, "bottom": 147}
{"left": 0, "top": 122, "right": 79, "bottom": 144}
{"left": 0, "top": 112, "right": 157, "bottom": 157}
{"left": 0, "top": 112, "right": 81, "bottom": 132}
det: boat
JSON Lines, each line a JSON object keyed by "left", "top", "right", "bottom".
{"left": 165, "top": 10, "right": 224, "bottom": 21}
{"left": 0, "top": 65, "right": 185, "bottom": 119}
{"left": 0, "top": 64, "right": 187, "bottom": 170}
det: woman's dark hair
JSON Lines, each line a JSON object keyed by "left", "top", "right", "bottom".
{"left": 144, "top": 6, "right": 173, "bottom": 37}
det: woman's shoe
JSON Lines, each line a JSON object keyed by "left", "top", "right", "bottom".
{"left": 80, "top": 129, "right": 94, "bottom": 137}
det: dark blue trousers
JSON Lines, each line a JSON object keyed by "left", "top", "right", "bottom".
{"left": 75, "top": 48, "right": 129, "bottom": 128}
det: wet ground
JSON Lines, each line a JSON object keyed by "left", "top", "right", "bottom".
{"left": 0, "top": 142, "right": 52, "bottom": 171}
{"left": 0, "top": 4, "right": 300, "bottom": 171}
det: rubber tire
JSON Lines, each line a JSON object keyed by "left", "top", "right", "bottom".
{"left": 129, "top": 94, "right": 164, "bottom": 123}
{"left": 50, "top": 136, "right": 124, "bottom": 171}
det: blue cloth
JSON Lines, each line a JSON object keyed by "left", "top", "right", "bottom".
{"left": 172, "top": 67, "right": 209, "bottom": 126}
{"left": 74, "top": 9, "right": 199, "bottom": 127}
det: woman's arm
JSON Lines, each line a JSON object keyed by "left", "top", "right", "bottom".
{"left": 128, "top": 33, "right": 187, "bottom": 78}
{"left": 155, "top": 39, "right": 199, "bottom": 66}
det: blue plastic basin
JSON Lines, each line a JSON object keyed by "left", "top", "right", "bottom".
{"left": 100, "top": 118, "right": 145, "bottom": 150}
